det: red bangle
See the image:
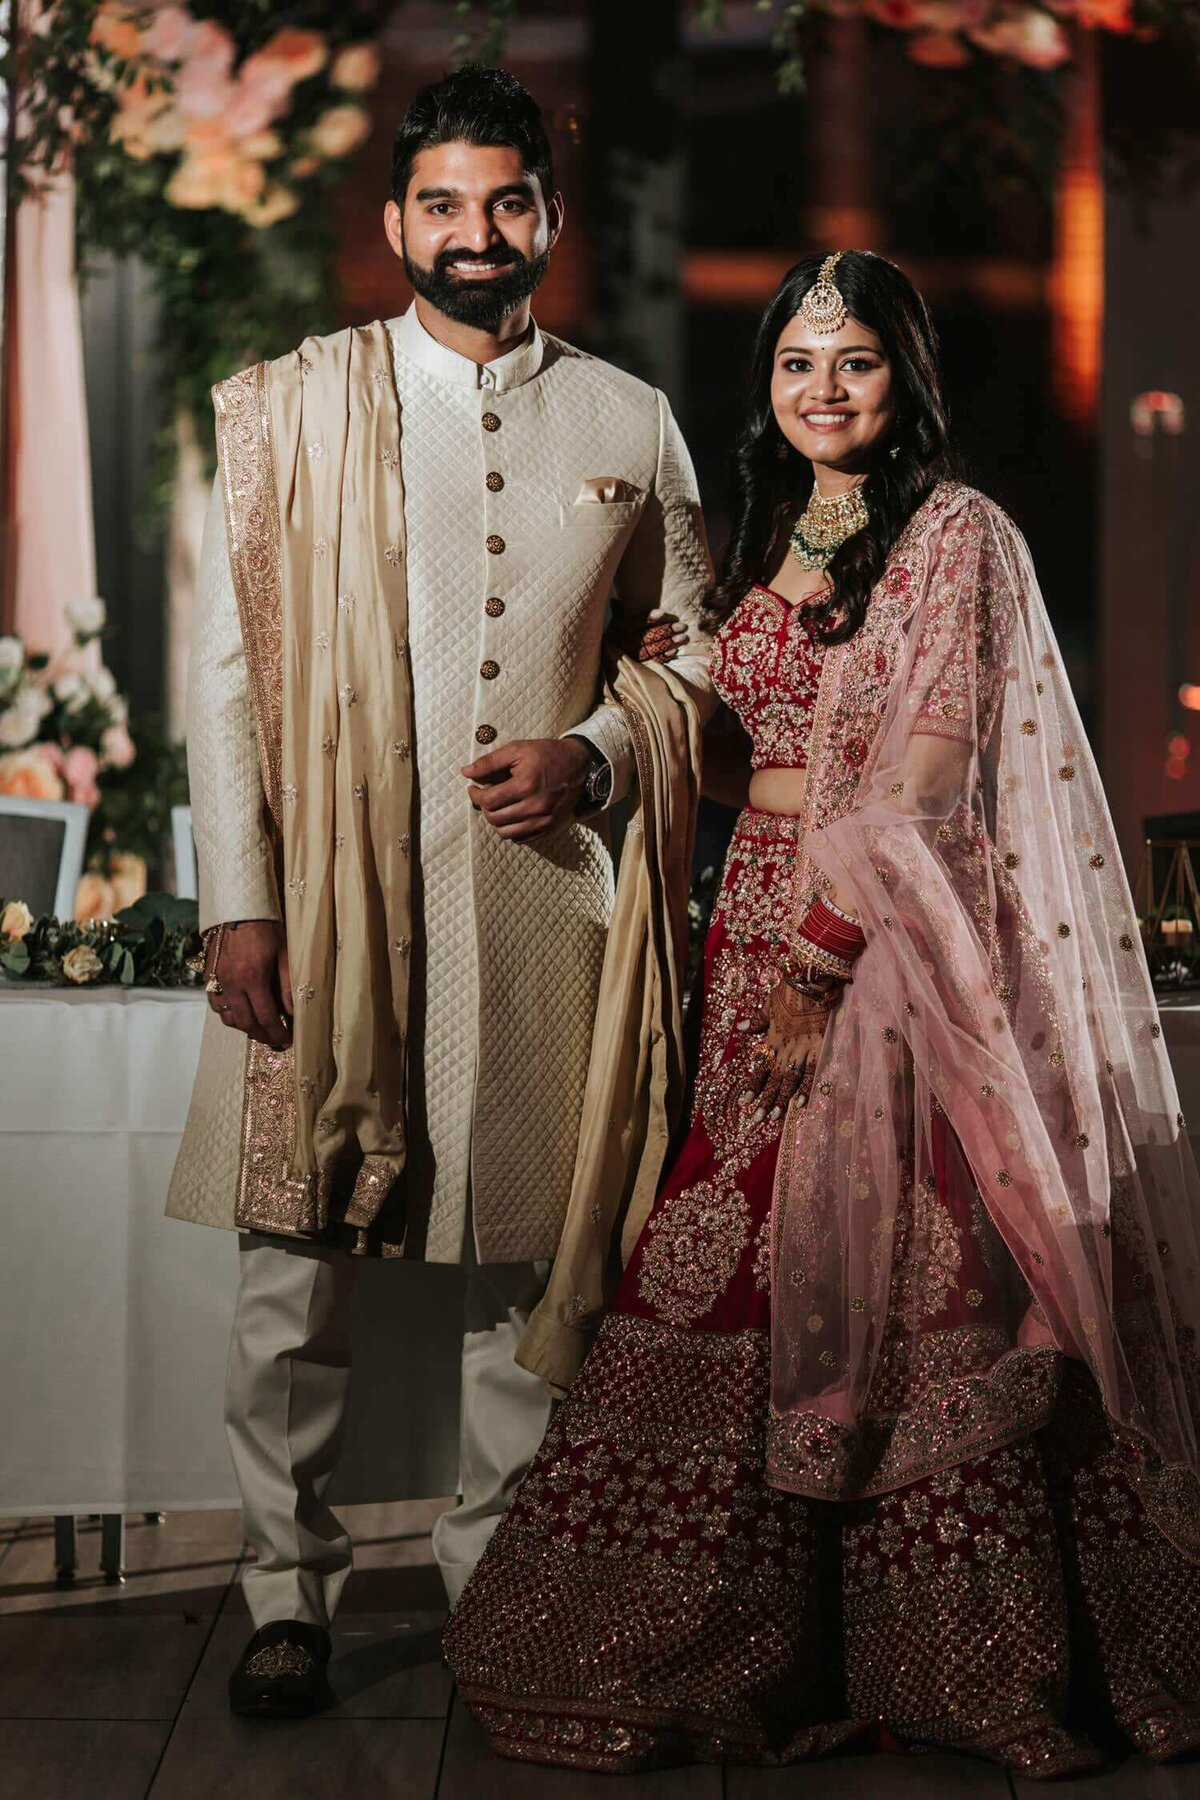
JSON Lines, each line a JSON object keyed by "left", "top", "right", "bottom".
{"left": 798, "top": 896, "right": 866, "bottom": 961}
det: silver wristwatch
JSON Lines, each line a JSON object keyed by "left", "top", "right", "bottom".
{"left": 570, "top": 736, "right": 614, "bottom": 811}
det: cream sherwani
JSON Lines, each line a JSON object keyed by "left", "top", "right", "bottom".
{"left": 175, "top": 307, "right": 714, "bottom": 1624}
{"left": 174, "top": 306, "right": 713, "bottom": 1264}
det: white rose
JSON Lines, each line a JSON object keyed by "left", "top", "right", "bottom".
{"left": 89, "top": 665, "right": 117, "bottom": 704}
{"left": 66, "top": 595, "right": 107, "bottom": 637}
{"left": 62, "top": 943, "right": 104, "bottom": 984}
{"left": 0, "top": 687, "right": 47, "bottom": 748}
{"left": 0, "top": 638, "right": 23, "bottom": 680}
{"left": 55, "top": 671, "right": 90, "bottom": 714}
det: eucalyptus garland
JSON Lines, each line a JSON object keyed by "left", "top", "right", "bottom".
{"left": 0, "top": 892, "right": 201, "bottom": 988}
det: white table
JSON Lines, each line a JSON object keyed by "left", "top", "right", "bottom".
{"left": 0, "top": 986, "right": 461, "bottom": 1523}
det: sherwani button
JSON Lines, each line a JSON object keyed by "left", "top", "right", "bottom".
{"left": 481, "top": 412, "right": 501, "bottom": 432}
{"left": 485, "top": 597, "right": 506, "bottom": 617}
{"left": 485, "top": 471, "right": 504, "bottom": 492}
{"left": 475, "top": 724, "right": 498, "bottom": 744}
{"left": 480, "top": 660, "right": 500, "bottom": 681}
{"left": 486, "top": 535, "right": 506, "bottom": 555}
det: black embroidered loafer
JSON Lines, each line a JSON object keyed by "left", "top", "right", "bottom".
{"left": 228, "top": 1620, "right": 332, "bottom": 1719}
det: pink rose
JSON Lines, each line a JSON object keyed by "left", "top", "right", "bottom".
{"left": 140, "top": 5, "right": 195, "bottom": 62}
{"left": 257, "top": 27, "right": 328, "bottom": 84}
{"left": 176, "top": 60, "right": 235, "bottom": 122}
{"left": 75, "top": 873, "right": 116, "bottom": 925}
{"left": 238, "top": 51, "right": 295, "bottom": 115}
{"left": 185, "top": 18, "right": 236, "bottom": 74}
{"left": 1, "top": 900, "right": 35, "bottom": 940}
{"left": 62, "top": 745, "right": 101, "bottom": 810}
{"left": 0, "top": 745, "right": 65, "bottom": 801}
{"left": 224, "top": 73, "right": 284, "bottom": 140}
{"left": 100, "top": 722, "right": 136, "bottom": 770}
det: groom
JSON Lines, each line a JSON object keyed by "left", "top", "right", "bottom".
{"left": 168, "top": 63, "right": 714, "bottom": 1715}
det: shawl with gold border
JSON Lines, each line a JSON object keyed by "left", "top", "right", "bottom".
{"left": 214, "top": 322, "right": 414, "bottom": 1251}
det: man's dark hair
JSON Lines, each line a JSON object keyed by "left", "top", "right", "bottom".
{"left": 391, "top": 64, "right": 554, "bottom": 207}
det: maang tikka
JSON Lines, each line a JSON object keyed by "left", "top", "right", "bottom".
{"left": 798, "top": 252, "right": 848, "bottom": 337}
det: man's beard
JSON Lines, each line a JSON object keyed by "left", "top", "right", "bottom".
{"left": 403, "top": 244, "right": 550, "bottom": 332}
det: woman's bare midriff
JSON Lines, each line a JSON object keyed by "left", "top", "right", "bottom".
{"left": 748, "top": 766, "right": 808, "bottom": 817}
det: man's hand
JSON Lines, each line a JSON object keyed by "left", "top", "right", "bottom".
{"left": 460, "top": 737, "right": 593, "bottom": 843}
{"left": 206, "top": 919, "right": 292, "bottom": 1050}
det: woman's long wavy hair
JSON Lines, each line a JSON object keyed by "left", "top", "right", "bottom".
{"left": 708, "top": 251, "right": 957, "bottom": 644}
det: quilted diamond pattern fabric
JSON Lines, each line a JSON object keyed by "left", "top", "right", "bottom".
{"left": 187, "top": 478, "right": 280, "bottom": 934}
{"left": 169, "top": 310, "right": 714, "bottom": 1262}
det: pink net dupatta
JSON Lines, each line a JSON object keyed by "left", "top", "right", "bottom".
{"left": 767, "top": 483, "right": 1200, "bottom": 1558}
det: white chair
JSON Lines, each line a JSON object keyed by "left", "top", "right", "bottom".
{"left": 171, "top": 803, "right": 197, "bottom": 901}
{"left": 0, "top": 796, "right": 90, "bottom": 919}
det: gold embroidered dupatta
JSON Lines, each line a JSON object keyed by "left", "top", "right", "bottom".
{"left": 768, "top": 482, "right": 1200, "bottom": 1558}
{"left": 213, "top": 323, "right": 414, "bottom": 1249}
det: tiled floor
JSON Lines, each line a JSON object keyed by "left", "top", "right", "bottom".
{"left": 2, "top": 1505, "right": 1198, "bottom": 1799}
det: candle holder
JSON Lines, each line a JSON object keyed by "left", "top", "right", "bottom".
{"left": 1134, "top": 838, "right": 1200, "bottom": 988}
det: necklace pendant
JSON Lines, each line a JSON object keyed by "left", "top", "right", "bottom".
{"left": 787, "top": 481, "right": 868, "bottom": 572}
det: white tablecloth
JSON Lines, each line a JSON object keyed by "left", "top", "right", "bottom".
{"left": 8, "top": 984, "right": 1200, "bottom": 1517}
{"left": 0, "top": 987, "right": 461, "bottom": 1515}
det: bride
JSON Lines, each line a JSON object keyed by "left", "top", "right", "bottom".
{"left": 444, "top": 251, "right": 1200, "bottom": 1777}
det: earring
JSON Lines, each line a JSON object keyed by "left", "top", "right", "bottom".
{"left": 889, "top": 443, "right": 900, "bottom": 460}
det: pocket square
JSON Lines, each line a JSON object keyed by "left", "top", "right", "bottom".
{"left": 575, "top": 476, "right": 640, "bottom": 505}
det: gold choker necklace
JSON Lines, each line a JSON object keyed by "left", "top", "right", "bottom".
{"left": 788, "top": 482, "right": 869, "bottom": 572}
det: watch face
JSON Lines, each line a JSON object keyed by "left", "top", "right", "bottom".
{"left": 588, "top": 763, "right": 613, "bottom": 805}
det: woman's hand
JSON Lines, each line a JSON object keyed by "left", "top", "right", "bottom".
{"left": 740, "top": 973, "right": 840, "bottom": 1119}
{"left": 609, "top": 608, "right": 689, "bottom": 664}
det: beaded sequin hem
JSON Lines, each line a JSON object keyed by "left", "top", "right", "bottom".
{"left": 463, "top": 1692, "right": 865, "bottom": 1772}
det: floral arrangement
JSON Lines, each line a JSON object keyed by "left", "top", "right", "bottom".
{"left": 7, "top": 2, "right": 393, "bottom": 456}
{"left": 0, "top": 601, "right": 134, "bottom": 809}
{"left": 94, "top": 6, "right": 379, "bottom": 230}
{"left": 0, "top": 604, "right": 189, "bottom": 917}
{"left": 0, "top": 891, "right": 201, "bottom": 988}
{"left": 456, "top": 0, "right": 1189, "bottom": 87}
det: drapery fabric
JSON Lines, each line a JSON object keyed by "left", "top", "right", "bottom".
{"left": 6, "top": 164, "right": 97, "bottom": 650}
{"left": 769, "top": 483, "right": 1200, "bottom": 1555}
{"left": 515, "top": 652, "right": 702, "bottom": 1391}
{"left": 212, "top": 323, "right": 415, "bottom": 1246}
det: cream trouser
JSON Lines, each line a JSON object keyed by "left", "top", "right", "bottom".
{"left": 225, "top": 1230, "right": 552, "bottom": 1627}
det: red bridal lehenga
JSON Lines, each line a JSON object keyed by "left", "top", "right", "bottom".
{"left": 444, "top": 484, "right": 1200, "bottom": 1778}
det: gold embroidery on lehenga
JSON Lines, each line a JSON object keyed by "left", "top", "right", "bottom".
{"left": 637, "top": 1172, "right": 752, "bottom": 1326}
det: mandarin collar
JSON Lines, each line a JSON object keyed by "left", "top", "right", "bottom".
{"left": 387, "top": 303, "right": 545, "bottom": 393}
